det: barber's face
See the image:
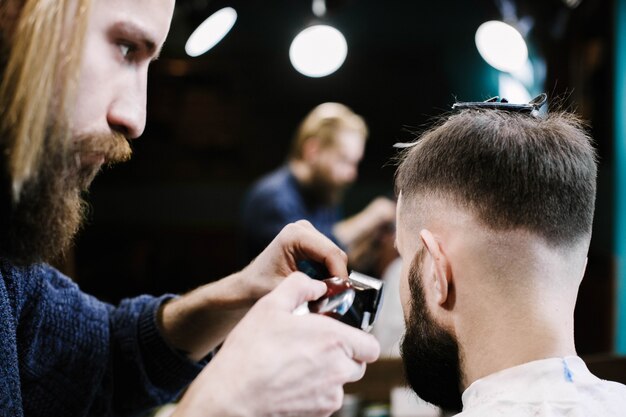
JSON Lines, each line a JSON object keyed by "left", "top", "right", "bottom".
{"left": 396, "top": 197, "right": 463, "bottom": 412}
{"left": 2, "top": 0, "right": 175, "bottom": 264}
{"left": 69, "top": 0, "right": 175, "bottom": 181}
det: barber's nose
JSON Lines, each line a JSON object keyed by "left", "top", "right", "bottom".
{"left": 107, "top": 80, "right": 147, "bottom": 139}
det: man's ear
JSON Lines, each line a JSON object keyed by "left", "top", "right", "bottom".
{"left": 302, "top": 136, "right": 321, "bottom": 162}
{"left": 420, "top": 229, "right": 451, "bottom": 306}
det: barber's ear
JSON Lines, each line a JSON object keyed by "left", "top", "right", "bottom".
{"left": 420, "top": 229, "right": 451, "bottom": 306}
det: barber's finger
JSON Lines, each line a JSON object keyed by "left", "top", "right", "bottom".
{"left": 282, "top": 222, "right": 348, "bottom": 279}
{"left": 293, "top": 219, "right": 316, "bottom": 230}
{"left": 345, "top": 361, "right": 367, "bottom": 383}
{"left": 262, "top": 272, "right": 327, "bottom": 311}
{"left": 333, "top": 323, "right": 381, "bottom": 364}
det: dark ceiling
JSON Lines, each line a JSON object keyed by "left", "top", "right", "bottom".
{"left": 125, "top": 0, "right": 609, "bottom": 186}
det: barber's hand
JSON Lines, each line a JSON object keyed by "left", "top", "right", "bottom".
{"left": 173, "top": 273, "right": 381, "bottom": 417}
{"left": 333, "top": 197, "right": 396, "bottom": 251}
{"left": 363, "top": 197, "right": 396, "bottom": 227}
{"left": 241, "top": 220, "right": 348, "bottom": 300}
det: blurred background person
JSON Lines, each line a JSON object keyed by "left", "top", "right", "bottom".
{"left": 240, "top": 102, "right": 396, "bottom": 274}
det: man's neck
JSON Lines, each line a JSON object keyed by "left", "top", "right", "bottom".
{"left": 458, "top": 298, "right": 577, "bottom": 390}
{"left": 288, "top": 160, "right": 311, "bottom": 186}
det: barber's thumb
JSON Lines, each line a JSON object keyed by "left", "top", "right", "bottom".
{"left": 264, "top": 272, "right": 327, "bottom": 311}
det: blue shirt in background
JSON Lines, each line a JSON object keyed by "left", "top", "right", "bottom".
{"left": 240, "top": 166, "right": 342, "bottom": 264}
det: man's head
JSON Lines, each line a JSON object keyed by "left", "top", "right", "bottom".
{"left": 393, "top": 109, "right": 597, "bottom": 410}
{"left": 289, "top": 102, "right": 368, "bottom": 205}
{"left": 0, "top": 0, "right": 175, "bottom": 264}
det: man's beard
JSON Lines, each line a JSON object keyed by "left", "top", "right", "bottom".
{"left": 0, "top": 131, "right": 131, "bottom": 265}
{"left": 302, "top": 167, "right": 346, "bottom": 206}
{"left": 400, "top": 248, "right": 464, "bottom": 412}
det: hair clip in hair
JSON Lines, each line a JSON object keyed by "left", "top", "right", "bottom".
{"left": 452, "top": 93, "right": 547, "bottom": 117}
{"left": 393, "top": 94, "right": 548, "bottom": 149}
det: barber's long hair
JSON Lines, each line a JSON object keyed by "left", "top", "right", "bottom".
{"left": 395, "top": 109, "right": 598, "bottom": 247}
{"left": 0, "top": 0, "right": 92, "bottom": 201}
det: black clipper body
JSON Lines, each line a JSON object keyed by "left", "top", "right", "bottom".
{"left": 308, "top": 271, "right": 384, "bottom": 332}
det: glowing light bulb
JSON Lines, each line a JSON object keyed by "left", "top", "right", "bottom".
{"left": 289, "top": 25, "right": 348, "bottom": 78}
{"left": 185, "top": 7, "right": 237, "bottom": 58}
{"left": 475, "top": 20, "right": 528, "bottom": 73}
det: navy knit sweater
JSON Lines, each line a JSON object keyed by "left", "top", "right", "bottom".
{"left": 0, "top": 259, "right": 204, "bottom": 416}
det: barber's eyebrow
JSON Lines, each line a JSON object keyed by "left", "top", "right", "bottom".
{"left": 110, "top": 21, "right": 163, "bottom": 61}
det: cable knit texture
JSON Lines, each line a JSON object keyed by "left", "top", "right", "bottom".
{"left": 0, "top": 259, "right": 204, "bottom": 417}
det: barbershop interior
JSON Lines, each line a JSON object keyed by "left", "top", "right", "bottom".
{"left": 63, "top": 0, "right": 624, "bottom": 416}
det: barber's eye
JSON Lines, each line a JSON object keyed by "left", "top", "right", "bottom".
{"left": 118, "top": 42, "right": 137, "bottom": 60}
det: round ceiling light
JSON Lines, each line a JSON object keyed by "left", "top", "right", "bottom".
{"left": 185, "top": 7, "right": 237, "bottom": 57}
{"left": 289, "top": 25, "right": 348, "bottom": 78}
{"left": 475, "top": 20, "right": 528, "bottom": 73}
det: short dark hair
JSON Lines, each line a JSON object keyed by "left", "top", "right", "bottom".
{"left": 395, "top": 110, "right": 597, "bottom": 246}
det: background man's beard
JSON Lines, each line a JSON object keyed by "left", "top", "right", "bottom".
{"left": 303, "top": 169, "right": 346, "bottom": 206}
{"left": 400, "top": 250, "right": 464, "bottom": 413}
{"left": 0, "top": 131, "right": 131, "bottom": 265}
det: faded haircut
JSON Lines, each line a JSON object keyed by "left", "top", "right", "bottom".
{"left": 0, "top": 0, "right": 92, "bottom": 201}
{"left": 394, "top": 109, "right": 597, "bottom": 247}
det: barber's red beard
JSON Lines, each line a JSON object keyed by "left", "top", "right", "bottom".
{"left": 70, "top": 132, "right": 132, "bottom": 190}
{"left": 0, "top": 131, "right": 131, "bottom": 265}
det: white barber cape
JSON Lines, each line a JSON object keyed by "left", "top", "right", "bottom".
{"left": 458, "top": 356, "right": 626, "bottom": 416}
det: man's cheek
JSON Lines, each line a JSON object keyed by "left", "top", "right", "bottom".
{"left": 399, "top": 267, "right": 411, "bottom": 321}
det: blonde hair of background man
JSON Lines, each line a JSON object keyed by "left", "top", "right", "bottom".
{"left": 0, "top": 0, "right": 92, "bottom": 201}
